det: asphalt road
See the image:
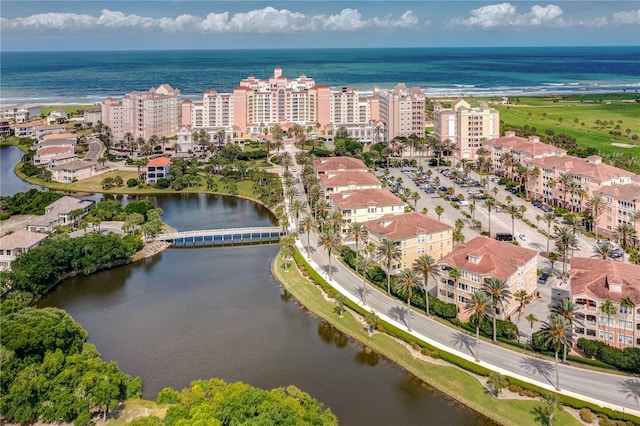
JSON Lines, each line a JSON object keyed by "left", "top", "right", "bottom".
{"left": 282, "top": 144, "right": 640, "bottom": 416}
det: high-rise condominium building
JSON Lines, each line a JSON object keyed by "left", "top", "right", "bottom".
{"left": 102, "top": 84, "right": 181, "bottom": 140}
{"left": 433, "top": 99, "right": 499, "bottom": 161}
{"left": 377, "top": 84, "right": 426, "bottom": 141}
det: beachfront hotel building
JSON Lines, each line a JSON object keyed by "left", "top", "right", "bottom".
{"left": 363, "top": 212, "right": 453, "bottom": 273}
{"left": 570, "top": 257, "right": 640, "bottom": 348}
{"left": 102, "top": 84, "right": 181, "bottom": 140}
{"left": 436, "top": 237, "right": 538, "bottom": 321}
{"left": 433, "top": 99, "right": 499, "bottom": 161}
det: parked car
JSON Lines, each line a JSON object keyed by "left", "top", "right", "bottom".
{"left": 518, "top": 233, "right": 527, "bottom": 241}
{"left": 424, "top": 187, "right": 436, "bottom": 194}
{"left": 532, "top": 200, "right": 542, "bottom": 207}
{"left": 538, "top": 272, "right": 549, "bottom": 284}
{"left": 457, "top": 200, "right": 469, "bottom": 206}
{"left": 495, "top": 233, "right": 514, "bottom": 241}
{"left": 438, "top": 186, "right": 448, "bottom": 192}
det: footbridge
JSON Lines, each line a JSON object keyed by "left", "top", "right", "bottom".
{"left": 153, "top": 226, "right": 283, "bottom": 247}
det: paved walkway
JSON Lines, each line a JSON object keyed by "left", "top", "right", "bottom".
{"left": 282, "top": 145, "right": 640, "bottom": 417}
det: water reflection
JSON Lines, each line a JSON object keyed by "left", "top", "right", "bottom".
{"left": 354, "top": 346, "right": 380, "bottom": 366}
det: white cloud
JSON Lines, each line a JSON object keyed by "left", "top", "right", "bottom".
{"left": 1, "top": 7, "right": 422, "bottom": 34}
{"left": 612, "top": 9, "right": 640, "bottom": 25}
{"left": 450, "top": 3, "right": 567, "bottom": 28}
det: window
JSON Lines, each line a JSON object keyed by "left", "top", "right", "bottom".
{"left": 458, "top": 282, "right": 469, "bottom": 292}
{"left": 619, "top": 320, "right": 633, "bottom": 330}
{"left": 599, "top": 331, "right": 613, "bottom": 341}
{"left": 620, "top": 306, "right": 632, "bottom": 315}
{"left": 618, "top": 335, "right": 632, "bottom": 345}
{"left": 600, "top": 317, "right": 614, "bottom": 326}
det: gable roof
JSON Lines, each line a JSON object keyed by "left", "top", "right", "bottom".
{"left": 363, "top": 212, "right": 452, "bottom": 241}
{"left": 438, "top": 236, "right": 537, "bottom": 281}
{"left": 329, "top": 188, "right": 404, "bottom": 210}
{"left": 570, "top": 257, "right": 640, "bottom": 304}
{"left": 147, "top": 157, "right": 172, "bottom": 167}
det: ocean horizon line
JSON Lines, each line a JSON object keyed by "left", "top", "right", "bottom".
{"left": 3, "top": 45, "right": 639, "bottom": 54}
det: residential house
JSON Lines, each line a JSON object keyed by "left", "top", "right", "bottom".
{"left": 0, "top": 229, "right": 48, "bottom": 271}
{"left": 34, "top": 146, "right": 75, "bottom": 165}
{"left": 146, "top": 156, "right": 172, "bottom": 184}
{"left": 328, "top": 188, "right": 405, "bottom": 233}
{"left": 319, "top": 171, "right": 381, "bottom": 197}
{"left": 50, "top": 160, "right": 97, "bottom": 183}
{"left": 27, "top": 196, "right": 93, "bottom": 233}
{"left": 83, "top": 107, "right": 102, "bottom": 125}
{"left": 14, "top": 120, "right": 43, "bottom": 138}
{"left": 35, "top": 124, "right": 67, "bottom": 140}
{"left": 0, "top": 103, "right": 42, "bottom": 123}
{"left": 0, "top": 120, "right": 10, "bottom": 138}
{"left": 48, "top": 152, "right": 79, "bottom": 168}
{"left": 570, "top": 257, "right": 640, "bottom": 348}
{"left": 363, "top": 212, "right": 453, "bottom": 273}
{"left": 47, "top": 109, "right": 68, "bottom": 124}
{"left": 436, "top": 237, "right": 538, "bottom": 320}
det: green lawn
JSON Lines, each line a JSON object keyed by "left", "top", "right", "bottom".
{"left": 491, "top": 97, "right": 640, "bottom": 157}
{"left": 41, "top": 104, "right": 94, "bottom": 117}
{"left": 272, "top": 253, "right": 583, "bottom": 426}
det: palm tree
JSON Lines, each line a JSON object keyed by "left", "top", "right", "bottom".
{"left": 554, "top": 226, "right": 576, "bottom": 275}
{"left": 587, "top": 194, "right": 605, "bottom": 237}
{"left": 540, "top": 392, "right": 562, "bottom": 426}
{"left": 620, "top": 296, "right": 636, "bottom": 349}
{"left": 525, "top": 313, "right": 539, "bottom": 331}
{"left": 346, "top": 222, "right": 369, "bottom": 273}
{"left": 376, "top": 239, "right": 402, "bottom": 294}
{"left": 412, "top": 255, "right": 437, "bottom": 316}
{"left": 300, "top": 215, "right": 315, "bottom": 253}
{"left": 546, "top": 251, "right": 560, "bottom": 276}
{"left": 395, "top": 269, "right": 422, "bottom": 331}
{"left": 543, "top": 212, "right": 556, "bottom": 254}
{"left": 465, "top": 291, "right": 490, "bottom": 362}
{"left": 505, "top": 204, "right": 520, "bottom": 237}
{"left": 356, "top": 256, "right": 373, "bottom": 305}
{"left": 290, "top": 198, "right": 305, "bottom": 229}
{"left": 558, "top": 172, "right": 573, "bottom": 209}
{"left": 434, "top": 205, "right": 444, "bottom": 221}
{"left": 592, "top": 242, "right": 612, "bottom": 260}
{"left": 539, "top": 315, "right": 573, "bottom": 391}
{"left": 599, "top": 299, "right": 617, "bottom": 346}
{"left": 318, "top": 230, "right": 341, "bottom": 280}
{"left": 484, "top": 198, "right": 496, "bottom": 237}
{"left": 328, "top": 210, "right": 344, "bottom": 234}
{"left": 487, "top": 372, "right": 509, "bottom": 396}
{"left": 482, "top": 277, "right": 512, "bottom": 342}
{"left": 615, "top": 222, "right": 637, "bottom": 251}
{"left": 552, "top": 299, "right": 578, "bottom": 362}
{"left": 514, "top": 290, "right": 531, "bottom": 321}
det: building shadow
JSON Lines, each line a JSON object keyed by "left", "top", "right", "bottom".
{"left": 620, "top": 378, "right": 640, "bottom": 407}
{"left": 519, "top": 357, "right": 555, "bottom": 387}
{"left": 451, "top": 331, "right": 476, "bottom": 358}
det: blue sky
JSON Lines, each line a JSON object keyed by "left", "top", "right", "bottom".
{"left": 2, "top": 1, "right": 639, "bottom": 51}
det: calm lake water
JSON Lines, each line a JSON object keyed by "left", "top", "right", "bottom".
{"left": 33, "top": 193, "right": 492, "bottom": 425}
{"left": 0, "top": 145, "right": 40, "bottom": 196}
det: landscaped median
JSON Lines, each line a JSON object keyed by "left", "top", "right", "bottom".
{"left": 271, "top": 247, "right": 639, "bottom": 426}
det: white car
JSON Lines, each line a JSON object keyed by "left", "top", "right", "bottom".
{"left": 518, "top": 233, "right": 527, "bottom": 241}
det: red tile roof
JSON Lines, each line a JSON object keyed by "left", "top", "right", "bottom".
{"left": 329, "top": 188, "right": 405, "bottom": 210}
{"left": 313, "top": 156, "right": 367, "bottom": 172}
{"left": 485, "top": 135, "right": 566, "bottom": 157}
{"left": 438, "top": 236, "right": 537, "bottom": 281}
{"left": 596, "top": 183, "right": 640, "bottom": 202}
{"left": 319, "top": 171, "right": 381, "bottom": 188}
{"left": 36, "top": 146, "right": 72, "bottom": 155}
{"left": 363, "top": 212, "right": 452, "bottom": 241}
{"left": 147, "top": 157, "right": 171, "bottom": 167}
{"left": 570, "top": 257, "right": 640, "bottom": 304}
{"left": 532, "top": 155, "right": 635, "bottom": 181}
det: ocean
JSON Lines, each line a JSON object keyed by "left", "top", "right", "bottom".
{"left": 1, "top": 46, "right": 639, "bottom": 105}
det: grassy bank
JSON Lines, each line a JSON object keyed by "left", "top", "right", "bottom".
{"left": 41, "top": 104, "right": 94, "bottom": 117}
{"left": 271, "top": 251, "right": 587, "bottom": 426}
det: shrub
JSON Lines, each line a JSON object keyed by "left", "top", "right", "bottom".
{"left": 580, "top": 408, "right": 595, "bottom": 424}
{"left": 127, "top": 178, "right": 139, "bottom": 187}
{"left": 577, "top": 338, "right": 640, "bottom": 374}
{"left": 156, "top": 178, "right": 169, "bottom": 189}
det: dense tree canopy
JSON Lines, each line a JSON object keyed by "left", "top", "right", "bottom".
{"left": 131, "top": 378, "right": 338, "bottom": 426}
{"left": 0, "top": 306, "right": 142, "bottom": 424}
{"left": 0, "top": 189, "right": 64, "bottom": 219}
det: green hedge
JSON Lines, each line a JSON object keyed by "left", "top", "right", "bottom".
{"left": 577, "top": 338, "right": 640, "bottom": 374}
